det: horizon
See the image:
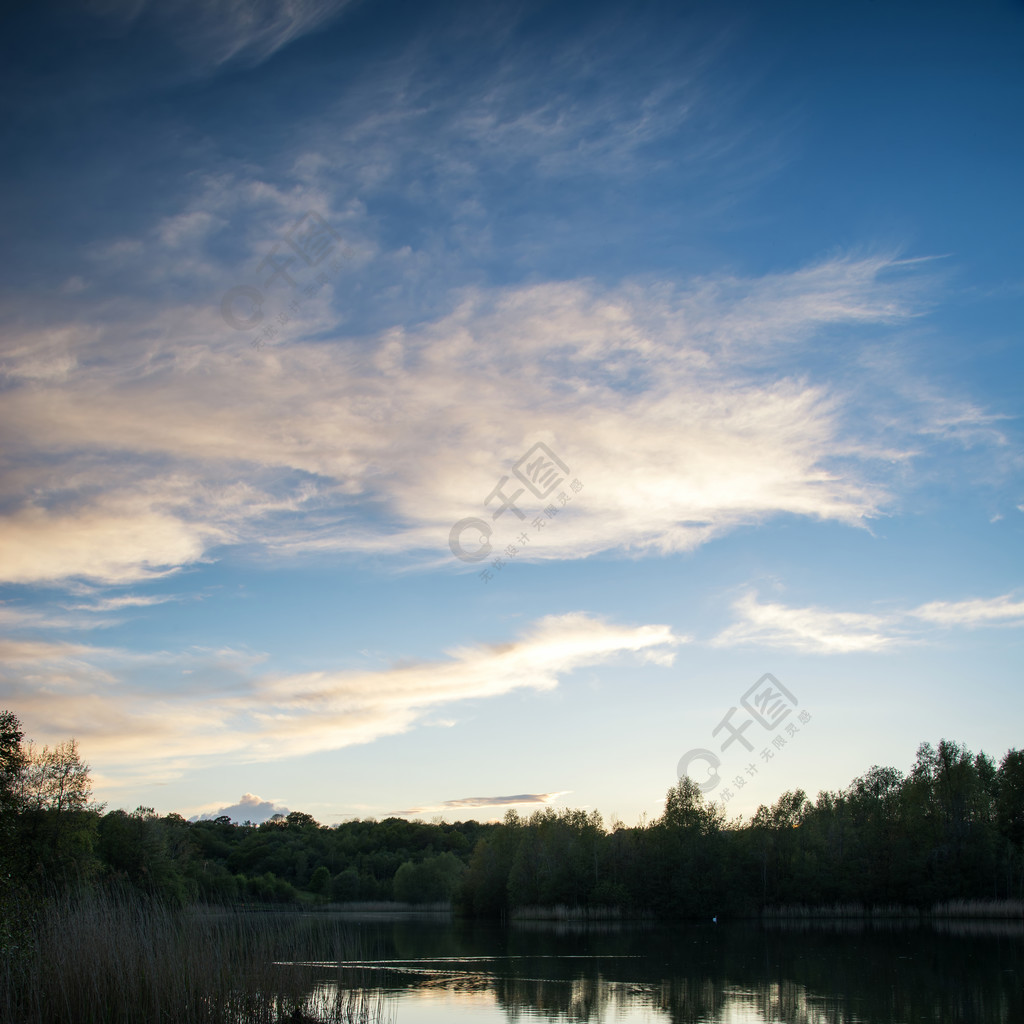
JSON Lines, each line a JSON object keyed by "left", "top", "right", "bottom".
{"left": 1, "top": 0, "right": 1022, "bottom": 829}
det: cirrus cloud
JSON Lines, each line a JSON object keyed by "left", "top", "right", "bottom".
{"left": 0, "top": 254, "right": 958, "bottom": 589}
{"left": 1, "top": 612, "right": 684, "bottom": 785}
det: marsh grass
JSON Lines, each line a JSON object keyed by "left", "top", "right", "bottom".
{"left": 510, "top": 904, "right": 651, "bottom": 921}
{"left": 762, "top": 899, "right": 1024, "bottom": 920}
{"left": 0, "top": 886, "right": 391, "bottom": 1024}
{"left": 930, "top": 898, "right": 1023, "bottom": 918}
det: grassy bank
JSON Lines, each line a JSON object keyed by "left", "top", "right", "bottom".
{"left": 0, "top": 886, "right": 390, "bottom": 1024}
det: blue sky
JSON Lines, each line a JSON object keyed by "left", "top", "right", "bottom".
{"left": 1, "top": 0, "right": 1022, "bottom": 826}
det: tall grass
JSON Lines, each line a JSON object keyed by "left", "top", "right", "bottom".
{"left": 930, "top": 898, "right": 1024, "bottom": 918}
{"left": 761, "top": 899, "right": 1024, "bottom": 921}
{"left": 761, "top": 903, "right": 919, "bottom": 919}
{"left": 510, "top": 904, "right": 652, "bottom": 921}
{"left": 0, "top": 886, "right": 391, "bottom": 1024}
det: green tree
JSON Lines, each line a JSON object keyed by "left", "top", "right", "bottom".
{"left": 393, "top": 852, "right": 465, "bottom": 903}
{"left": 19, "top": 739, "right": 94, "bottom": 814}
{"left": 15, "top": 737, "right": 100, "bottom": 888}
{"left": 97, "top": 807, "right": 193, "bottom": 903}
{"left": 996, "top": 749, "right": 1024, "bottom": 897}
{"left": 0, "top": 711, "right": 28, "bottom": 820}
{"left": 461, "top": 811, "right": 523, "bottom": 915}
{"left": 662, "top": 777, "right": 723, "bottom": 834}
{"left": 309, "top": 864, "right": 331, "bottom": 896}
{"left": 0, "top": 711, "right": 30, "bottom": 957}
{"left": 330, "top": 867, "right": 361, "bottom": 902}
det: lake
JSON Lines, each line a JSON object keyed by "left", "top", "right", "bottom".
{"left": 276, "top": 913, "right": 1024, "bottom": 1024}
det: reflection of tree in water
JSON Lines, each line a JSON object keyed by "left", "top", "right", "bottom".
{"left": 490, "top": 973, "right": 847, "bottom": 1024}
{"left": 333, "top": 916, "right": 1024, "bottom": 1023}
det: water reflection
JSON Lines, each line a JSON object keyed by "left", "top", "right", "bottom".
{"left": 281, "top": 915, "right": 1023, "bottom": 1024}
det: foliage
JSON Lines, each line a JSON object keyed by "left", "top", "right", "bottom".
{"left": 0, "top": 709, "right": 1022, "bottom": 923}
{"left": 393, "top": 851, "right": 465, "bottom": 903}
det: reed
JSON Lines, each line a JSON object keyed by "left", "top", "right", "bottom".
{"left": 510, "top": 904, "right": 652, "bottom": 921}
{"left": 0, "top": 885, "right": 390, "bottom": 1024}
{"left": 929, "top": 898, "right": 1024, "bottom": 919}
{"left": 761, "top": 899, "right": 1024, "bottom": 921}
{"left": 761, "top": 903, "right": 920, "bottom": 919}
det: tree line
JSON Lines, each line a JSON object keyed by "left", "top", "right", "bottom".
{"left": 1, "top": 709, "right": 1022, "bottom": 920}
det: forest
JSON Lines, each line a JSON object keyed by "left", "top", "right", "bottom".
{"left": 2, "top": 708, "right": 1023, "bottom": 927}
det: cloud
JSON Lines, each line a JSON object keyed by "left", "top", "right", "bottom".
{"left": 84, "top": 0, "right": 355, "bottom": 70}
{"left": 66, "top": 594, "right": 181, "bottom": 613}
{"left": 0, "top": 592, "right": 181, "bottom": 635}
{"left": 908, "top": 594, "right": 1024, "bottom": 627}
{"left": 395, "top": 792, "right": 570, "bottom": 817}
{"left": 0, "top": 604, "right": 118, "bottom": 632}
{"left": 712, "top": 592, "right": 899, "bottom": 654}
{"left": 190, "top": 792, "right": 289, "bottom": 824}
{"left": 714, "top": 589, "right": 1024, "bottom": 653}
{"left": 439, "top": 793, "right": 566, "bottom": 809}
{"left": 0, "top": 494, "right": 222, "bottom": 585}
{"left": 1, "top": 612, "right": 683, "bottom": 783}
{"left": 0, "top": 254, "right": 956, "bottom": 589}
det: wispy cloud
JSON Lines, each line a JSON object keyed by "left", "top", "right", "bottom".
{"left": 395, "top": 792, "right": 570, "bottom": 817}
{"left": 440, "top": 793, "right": 566, "bottom": 809}
{"left": 712, "top": 591, "right": 899, "bottom": 654}
{"left": 0, "top": 604, "right": 119, "bottom": 632}
{"left": 84, "top": 0, "right": 355, "bottom": 70}
{"left": 0, "top": 255, "right": 958, "bottom": 589}
{"left": 714, "top": 589, "right": 1024, "bottom": 653}
{"left": 66, "top": 593, "right": 181, "bottom": 613}
{"left": 1, "top": 613, "right": 683, "bottom": 784}
{"left": 908, "top": 594, "right": 1024, "bottom": 627}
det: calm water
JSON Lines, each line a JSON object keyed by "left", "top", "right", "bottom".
{"left": 278, "top": 914, "right": 1024, "bottom": 1024}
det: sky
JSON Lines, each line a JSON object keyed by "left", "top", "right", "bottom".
{"left": 0, "top": 0, "right": 1022, "bottom": 827}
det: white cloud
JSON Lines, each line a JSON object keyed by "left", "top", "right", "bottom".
{"left": 714, "top": 589, "right": 1024, "bottom": 653}
{"left": 712, "top": 591, "right": 899, "bottom": 654}
{"left": 67, "top": 594, "right": 181, "bottom": 613}
{"left": 190, "top": 792, "right": 289, "bottom": 824}
{"left": 0, "top": 495, "right": 222, "bottom": 585}
{"left": 0, "top": 256, "right": 945, "bottom": 588}
{"left": 909, "top": 594, "right": 1024, "bottom": 627}
{"left": 1, "top": 613, "right": 684, "bottom": 783}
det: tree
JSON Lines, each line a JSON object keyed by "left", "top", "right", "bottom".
{"left": 662, "top": 777, "right": 723, "bottom": 835}
{"left": 0, "top": 711, "right": 30, "bottom": 954}
{"left": 996, "top": 749, "right": 1024, "bottom": 897}
{"left": 309, "top": 865, "right": 331, "bottom": 896}
{"left": 14, "top": 736, "right": 100, "bottom": 887}
{"left": 0, "top": 711, "right": 28, "bottom": 820}
{"left": 19, "top": 739, "right": 94, "bottom": 815}
{"left": 330, "top": 867, "right": 361, "bottom": 902}
{"left": 996, "top": 749, "right": 1024, "bottom": 848}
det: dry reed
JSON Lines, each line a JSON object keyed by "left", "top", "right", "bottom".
{"left": 0, "top": 885, "right": 391, "bottom": 1024}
